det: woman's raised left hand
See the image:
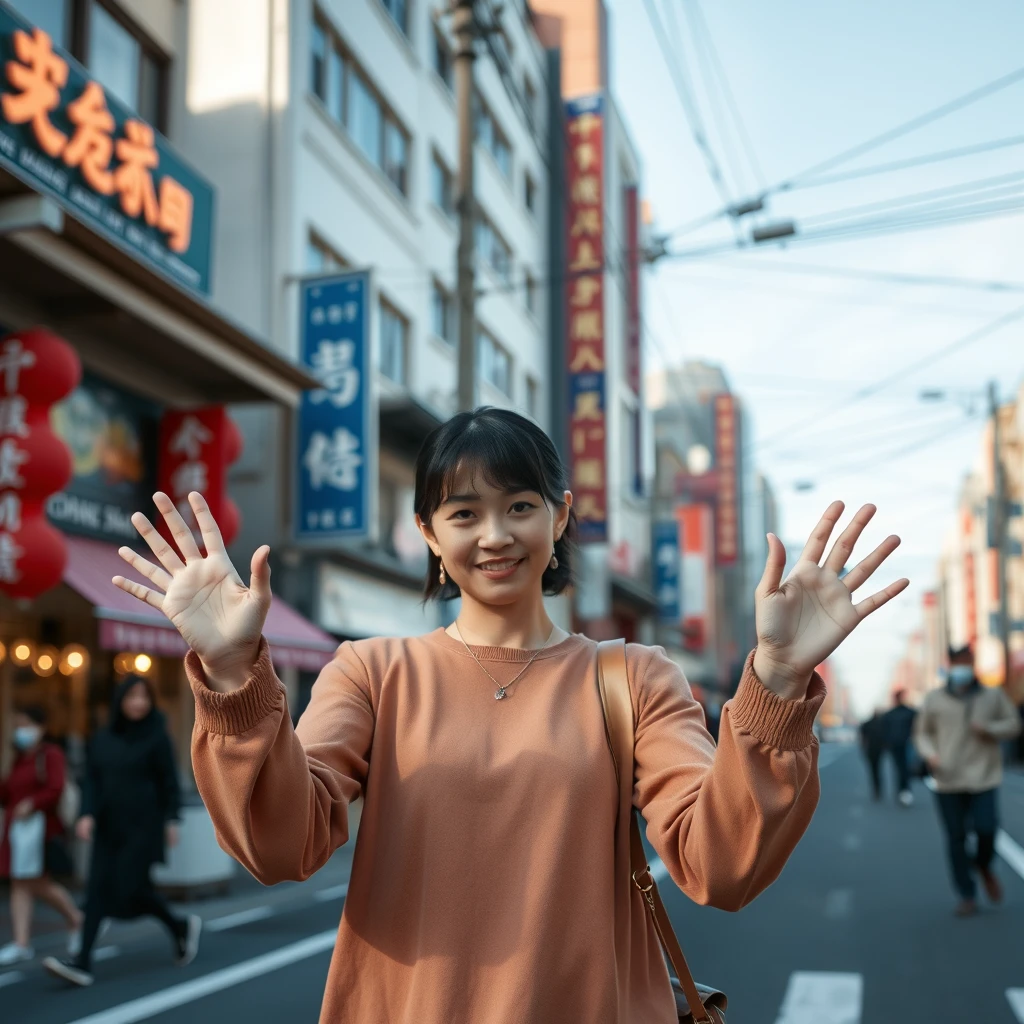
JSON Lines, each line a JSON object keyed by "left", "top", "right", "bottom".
{"left": 753, "top": 501, "right": 909, "bottom": 700}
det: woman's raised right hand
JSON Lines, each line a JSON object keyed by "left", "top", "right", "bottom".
{"left": 112, "top": 491, "right": 272, "bottom": 692}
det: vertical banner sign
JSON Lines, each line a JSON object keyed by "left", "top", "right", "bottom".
{"left": 565, "top": 94, "right": 607, "bottom": 544}
{"left": 713, "top": 394, "right": 739, "bottom": 565}
{"left": 678, "top": 503, "right": 712, "bottom": 653}
{"left": 653, "top": 520, "right": 681, "bottom": 623}
{"left": 624, "top": 185, "right": 642, "bottom": 496}
{"left": 295, "top": 271, "right": 372, "bottom": 541}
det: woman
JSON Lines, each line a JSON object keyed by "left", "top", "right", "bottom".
{"left": 42, "top": 676, "right": 201, "bottom": 986}
{"left": 0, "top": 707, "right": 82, "bottom": 966}
{"left": 109, "top": 408, "right": 907, "bottom": 1022}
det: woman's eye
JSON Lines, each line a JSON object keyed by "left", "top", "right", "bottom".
{"left": 510, "top": 501, "right": 535, "bottom": 513}
{"left": 450, "top": 509, "right": 475, "bottom": 520}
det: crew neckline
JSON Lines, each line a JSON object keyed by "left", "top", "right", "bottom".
{"left": 427, "top": 626, "right": 590, "bottom": 663}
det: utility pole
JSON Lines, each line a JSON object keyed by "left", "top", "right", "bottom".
{"left": 989, "top": 380, "right": 1013, "bottom": 688}
{"left": 453, "top": 0, "right": 478, "bottom": 413}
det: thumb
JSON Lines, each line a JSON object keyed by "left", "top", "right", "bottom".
{"left": 249, "top": 544, "right": 272, "bottom": 606}
{"left": 757, "top": 533, "right": 786, "bottom": 597}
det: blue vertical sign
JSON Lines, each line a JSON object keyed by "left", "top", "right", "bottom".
{"left": 654, "top": 521, "right": 681, "bottom": 623}
{"left": 295, "top": 271, "right": 372, "bottom": 540}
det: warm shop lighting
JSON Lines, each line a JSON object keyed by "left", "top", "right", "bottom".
{"left": 11, "top": 640, "right": 33, "bottom": 666}
{"left": 33, "top": 645, "right": 59, "bottom": 677}
{"left": 134, "top": 653, "right": 153, "bottom": 673}
{"left": 0, "top": 640, "right": 6, "bottom": 664}
{"left": 59, "top": 645, "right": 89, "bottom": 675}
{"left": 114, "top": 652, "right": 134, "bottom": 675}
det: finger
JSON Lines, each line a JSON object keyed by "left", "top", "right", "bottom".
{"left": 854, "top": 577, "right": 911, "bottom": 620}
{"left": 842, "top": 534, "right": 901, "bottom": 593}
{"left": 131, "top": 510, "right": 185, "bottom": 573}
{"left": 153, "top": 491, "right": 201, "bottom": 562}
{"left": 756, "top": 533, "right": 787, "bottom": 596}
{"left": 189, "top": 491, "right": 226, "bottom": 555}
{"left": 823, "top": 503, "right": 876, "bottom": 574}
{"left": 117, "top": 546, "right": 172, "bottom": 593}
{"left": 249, "top": 544, "right": 272, "bottom": 606}
{"left": 799, "top": 500, "right": 845, "bottom": 565}
{"left": 111, "top": 574, "right": 165, "bottom": 612}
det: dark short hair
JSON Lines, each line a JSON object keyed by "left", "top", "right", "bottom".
{"left": 948, "top": 645, "right": 973, "bottom": 662}
{"left": 414, "top": 407, "right": 577, "bottom": 601}
{"left": 19, "top": 705, "right": 47, "bottom": 726}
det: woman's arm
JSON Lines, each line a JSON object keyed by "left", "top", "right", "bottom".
{"left": 977, "top": 690, "right": 1023, "bottom": 741}
{"left": 188, "top": 637, "right": 373, "bottom": 886}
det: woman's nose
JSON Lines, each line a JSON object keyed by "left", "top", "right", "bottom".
{"left": 478, "top": 517, "right": 514, "bottom": 547}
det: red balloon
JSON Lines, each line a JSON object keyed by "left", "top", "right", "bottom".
{"left": 219, "top": 497, "right": 241, "bottom": 547}
{"left": 0, "top": 427, "right": 73, "bottom": 499}
{"left": 0, "top": 328, "right": 81, "bottom": 406}
{"left": 0, "top": 516, "right": 68, "bottom": 600}
{"left": 223, "top": 415, "right": 244, "bottom": 466}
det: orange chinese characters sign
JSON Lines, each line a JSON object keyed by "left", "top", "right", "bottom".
{"left": 565, "top": 95, "right": 607, "bottom": 543}
{"left": 713, "top": 394, "right": 739, "bottom": 565}
{"left": 0, "top": 12, "right": 213, "bottom": 292}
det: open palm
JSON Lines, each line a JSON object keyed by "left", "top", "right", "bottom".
{"left": 112, "top": 491, "right": 272, "bottom": 680}
{"left": 755, "top": 502, "right": 909, "bottom": 692}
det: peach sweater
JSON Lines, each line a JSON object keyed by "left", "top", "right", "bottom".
{"left": 186, "top": 628, "right": 825, "bottom": 1024}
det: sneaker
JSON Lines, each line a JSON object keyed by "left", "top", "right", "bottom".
{"left": 898, "top": 790, "right": 914, "bottom": 807}
{"left": 174, "top": 914, "right": 202, "bottom": 967}
{"left": 954, "top": 898, "right": 978, "bottom": 917}
{"left": 42, "top": 957, "right": 94, "bottom": 987}
{"left": 980, "top": 867, "right": 1004, "bottom": 904}
{"left": 0, "top": 942, "right": 33, "bottom": 966}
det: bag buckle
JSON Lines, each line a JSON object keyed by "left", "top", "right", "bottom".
{"left": 632, "top": 867, "right": 654, "bottom": 893}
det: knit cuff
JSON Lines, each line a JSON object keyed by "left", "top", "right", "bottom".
{"left": 185, "top": 637, "right": 284, "bottom": 736}
{"left": 727, "top": 649, "right": 827, "bottom": 751}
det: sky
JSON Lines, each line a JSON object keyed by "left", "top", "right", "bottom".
{"left": 608, "top": 0, "right": 1024, "bottom": 715}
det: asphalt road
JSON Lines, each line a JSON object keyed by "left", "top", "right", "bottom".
{"left": 5, "top": 745, "right": 1024, "bottom": 1023}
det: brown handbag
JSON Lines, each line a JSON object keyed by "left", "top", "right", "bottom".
{"left": 597, "top": 639, "right": 728, "bottom": 1024}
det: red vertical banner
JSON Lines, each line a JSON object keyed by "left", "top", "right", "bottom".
{"left": 565, "top": 94, "right": 607, "bottom": 544}
{"left": 678, "top": 503, "right": 712, "bottom": 653}
{"left": 713, "top": 394, "right": 739, "bottom": 565}
{"left": 624, "top": 186, "right": 641, "bottom": 396}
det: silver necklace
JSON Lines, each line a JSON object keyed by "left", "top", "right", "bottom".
{"left": 453, "top": 621, "right": 558, "bottom": 700}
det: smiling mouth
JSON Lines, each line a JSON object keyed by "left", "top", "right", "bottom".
{"left": 476, "top": 558, "right": 525, "bottom": 572}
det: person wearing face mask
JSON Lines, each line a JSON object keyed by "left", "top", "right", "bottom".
{"left": 0, "top": 708, "right": 83, "bottom": 966}
{"left": 914, "top": 645, "right": 1022, "bottom": 916}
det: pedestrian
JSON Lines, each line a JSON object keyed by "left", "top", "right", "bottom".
{"left": 859, "top": 709, "right": 887, "bottom": 800}
{"left": 884, "top": 688, "right": 917, "bottom": 806}
{"left": 0, "top": 707, "right": 82, "bottom": 967}
{"left": 42, "top": 676, "right": 201, "bottom": 986}
{"left": 112, "top": 407, "right": 908, "bottom": 1022}
{"left": 913, "top": 645, "right": 1022, "bottom": 917}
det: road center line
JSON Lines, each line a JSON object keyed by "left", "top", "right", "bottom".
{"left": 1007, "top": 989, "right": 1024, "bottom": 1022}
{"left": 65, "top": 928, "right": 338, "bottom": 1024}
{"left": 774, "top": 971, "right": 862, "bottom": 1024}
{"left": 205, "top": 906, "right": 274, "bottom": 932}
{"left": 313, "top": 883, "right": 349, "bottom": 902}
{"left": 995, "top": 830, "right": 1024, "bottom": 882}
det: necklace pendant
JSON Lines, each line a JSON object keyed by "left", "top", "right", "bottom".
{"left": 495, "top": 687, "right": 508, "bottom": 700}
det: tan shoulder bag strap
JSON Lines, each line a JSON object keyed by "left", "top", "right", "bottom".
{"left": 597, "top": 639, "right": 714, "bottom": 1024}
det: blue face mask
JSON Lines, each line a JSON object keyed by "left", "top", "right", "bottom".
{"left": 948, "top": 665, "right": 975, "bottom": 690}
{"left": 12, "top": 726, "right": 41, "bottom": 751}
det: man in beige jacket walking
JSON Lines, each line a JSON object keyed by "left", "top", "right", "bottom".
{"left": 914, "top": 645, "right": 1022, "bottom": 916}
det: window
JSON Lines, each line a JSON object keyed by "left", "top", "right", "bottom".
{"left": 378, "top": 0, "right": 408, "bottom": 36}
{"left": 478, "top": 328, "right": 511, "bottom": 396}
{"left": 526, "top": 376, "right": 539, "bottom": 419}
{"left": 312, "top": 10, "right": 411, "bottom": 197}
{"left": 431, "top": 280, "right": 455, "bottom": 344}
{"left": 476, "top": 213, "right": 512, "bottom": 283}
{"left": 475, "top": 93, "right": 512, "bottom": 180}
{"left": 523, "top": 75, "right": 537, "bottom": 133}
{"left": 306, "top": 233, "right": 348, "bottom": 273}
{"left": 8, "top": 0, "right": 68, "bottom": 46}
{"left": 524, "top": 172, "right": 536, "bottom": 215}
{"left": 431, "top": 151, "right": 454, "bottom": 217}
{"left": 87, "top": 2, "right": 163, "bottom": 125}
{"left": 380, "top": 300, "right": 408, "bottom": 384}
{"left": 524, "top": 270, "right": 538, "bottom": 315}
{"left": 433, "top": 26, "right": 453, "bottom": 91}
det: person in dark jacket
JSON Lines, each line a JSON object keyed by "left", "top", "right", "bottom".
{"left": 859, "top": 710, "right": 887, "bottom": 800}
{"left": 884, "top": 688, "right": 917, "bottom": 807}
{"left": 42, "top": 676, "right": 201, "bottom": 986}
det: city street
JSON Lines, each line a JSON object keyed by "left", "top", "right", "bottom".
{"left": 3, "top": 746, "right": 1024, "bottom": 1023}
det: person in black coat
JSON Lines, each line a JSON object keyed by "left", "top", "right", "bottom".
{"left": 42, "top": 675, "right": 202, "bottom": 986}
{"left": 859, "top": 710, "right": 887, "bottom": 800}
{"left": 883, "top": 688, "right": 917, "bottom": 807}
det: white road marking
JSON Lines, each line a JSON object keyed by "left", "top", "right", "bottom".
{"left": 996, "top": 830, "right": 1024, "bottom": 883}
{"left": 313, "top": 883, "right": 349, "bottom": 902}
{"left": 1007, "top": 988, "right": 1024, "bottom": 1022}
{"left": 841, "top": 832, "right": 862, "bottom": 852}
{"left": 93, "top": 946, "right": 121, "bottom": 962}
{"left": 650, "top": 857, "right": 670, "bottom": 882}
{"left": 774, "top": 971, "right": 863, "bottom": 1024}
{"left": 205, "top": 906, "right": 274, "bottom": 932}
{"left": 0, "top": 970, "right": 24, "bottom": 988}
{"left": 65, "top": 928, "right": 337, "bottom": 1024}
{"left": 824, "top": 888, "right": 854, "bottom": 920}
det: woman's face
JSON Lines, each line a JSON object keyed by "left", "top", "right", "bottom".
{"left": 418, "top": 468, "right": 571, "bottom": 608}
{"left": 12, "top": 712, "right": 43, "bottom": 750}
{"left": 121, "top": 682, "right": 153, "bottom": 721}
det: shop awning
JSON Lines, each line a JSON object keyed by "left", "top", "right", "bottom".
{"left": 62, "top": 536, "right": 338, "bottom": 672}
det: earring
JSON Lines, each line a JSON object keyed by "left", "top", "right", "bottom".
{"left": 439, "top": 562, "right": 447, "bottom": 585}
{"left": 549, "top": 551, "right": 559, "bottom": 570}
